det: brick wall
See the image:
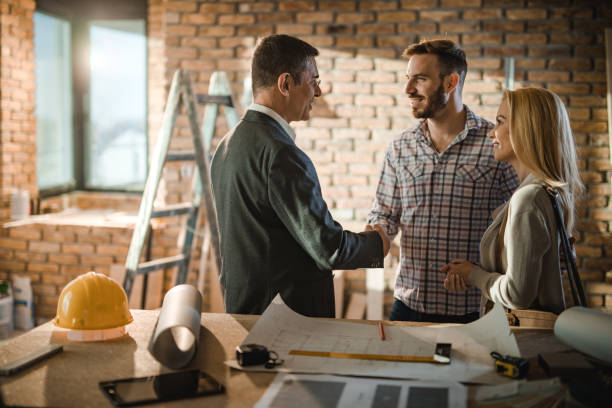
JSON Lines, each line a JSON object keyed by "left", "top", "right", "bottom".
{"left": 0, "top": 0, "right": 37, "bottom": 220}
{"left": 152, "top": 0, "right": 612, "bottom": 314}
{"left": 1, "top": 0, "right": 611, "bottom": 323}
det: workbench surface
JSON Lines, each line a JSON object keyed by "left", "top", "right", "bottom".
{"left": 0, "top": 310, "right": 571, "bottom": 407}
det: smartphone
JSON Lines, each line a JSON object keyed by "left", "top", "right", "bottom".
{"left": 99, "top": 369, "right": 225, "bottom": 407}
{"left": 0, "top": 344, "right": 63, "bottom": 376}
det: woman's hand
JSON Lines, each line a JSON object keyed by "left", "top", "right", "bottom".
{"left": 441, "top": 259, "right": 474, "bottom": 291}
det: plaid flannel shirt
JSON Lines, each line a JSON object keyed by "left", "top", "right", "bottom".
{"left": 368, "top": 106, "right": 519, "bottom": 316}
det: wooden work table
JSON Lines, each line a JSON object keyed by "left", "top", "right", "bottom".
{"left": 0, "top": 310, "right": 572, "bottom": 407}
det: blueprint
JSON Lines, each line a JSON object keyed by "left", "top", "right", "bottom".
{"left": 255, "top": 373, "right": 467, "bottom": 408}
{"left": 226, "top": 295, "right": 520, "bottom": 384}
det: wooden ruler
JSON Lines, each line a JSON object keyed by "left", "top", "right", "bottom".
{"left": 288, "top": 350, "right": 446, "bottom": 364}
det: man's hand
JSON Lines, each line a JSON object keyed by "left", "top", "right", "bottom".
{"left": 440, "top": 259, "right": 473, "bottom": 291}
{"left": 366, "top": 224, "right": 390, "bottom": 257}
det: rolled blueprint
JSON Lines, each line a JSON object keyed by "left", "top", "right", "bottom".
{"left": 148, "top": 284, "right": 203, "bottom": 369}
{"left": 554, "top": 306, "right": 612, "bottom": 365}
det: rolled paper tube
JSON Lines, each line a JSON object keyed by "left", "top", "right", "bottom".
{"left": 148, "top": 284, "right": 203, "bottom": 369}
{"left": 553, "top": 306, "right": 612, "bottom": 365}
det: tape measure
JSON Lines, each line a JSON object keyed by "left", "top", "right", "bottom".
{"left": 491, "top": 351, "right": 529, "bottom": 378}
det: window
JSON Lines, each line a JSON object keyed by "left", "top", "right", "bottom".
{"left": 34, "top": 1, "right": 147, "bottom": 194}
{"left": 34, "top": 12, "right": 74, "bottom": 190}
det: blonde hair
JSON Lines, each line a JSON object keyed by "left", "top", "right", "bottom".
{"left": 503, "top": 87, "right": 583, "bottom": 232}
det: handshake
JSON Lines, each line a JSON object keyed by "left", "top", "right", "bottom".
{"left": 365, "top": 224, "right": 390, "bottom": 257}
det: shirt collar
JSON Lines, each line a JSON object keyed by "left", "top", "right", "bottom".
{"left": 248, "top": 103, "right": 296, "bottom": 141}
{"left": 415, "top": 105, "right": 480, "bottom": 145}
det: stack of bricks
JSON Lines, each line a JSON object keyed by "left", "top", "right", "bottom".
{"left": 0, "top": 0, "right": 611, "bottom": 322}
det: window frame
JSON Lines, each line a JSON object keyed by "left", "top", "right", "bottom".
{"left": 35, "top": 0, "right": 148, "bottom": 197}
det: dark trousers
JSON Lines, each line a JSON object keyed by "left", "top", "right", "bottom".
{"left": 389, "top": 299, "right": 479, "bottom": 323}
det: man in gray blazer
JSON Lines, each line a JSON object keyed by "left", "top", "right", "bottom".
{"left": 211, "top": 34, "right": 389, "bottom": 317}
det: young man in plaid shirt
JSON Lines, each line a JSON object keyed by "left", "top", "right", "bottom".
{"left": 368, "top": 40, "right": 519, "bottom": 323}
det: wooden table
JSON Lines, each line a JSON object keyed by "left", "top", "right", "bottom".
{"left": 0, "top": 310, "right": 572, "bottom": 407}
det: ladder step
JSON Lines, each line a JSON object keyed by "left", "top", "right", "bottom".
{"left": 137, "top": 254, "right": 188, "bottom": 274}
{"left": 196, "top": 94, "right": 233, "bottom": 107}
{"left": 152, "top": 202, "right": 197, "bottom": 218}
{"left": 167, "top": 151, "right": 195, "bottom": 161}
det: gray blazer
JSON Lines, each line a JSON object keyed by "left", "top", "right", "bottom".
{"left": 468, "top": 173, "right": 565, "bottom": 314}
{"left": 211, "top": 110, "right": 383, "bottom": 317}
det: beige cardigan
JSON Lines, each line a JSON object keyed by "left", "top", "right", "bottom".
{"left": 468, "top": 173, "right": 566, "bottom": 314}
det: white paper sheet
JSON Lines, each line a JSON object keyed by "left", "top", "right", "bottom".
{"left": 227, "top": 295, "right": 520, "bottom": 384}
{"left": 255, "top": 373, "right": 467, "bottom": 408}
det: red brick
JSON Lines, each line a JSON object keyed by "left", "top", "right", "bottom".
{"left": 181, "top": 13, "right": 215, "bottom": 25}
{"left": 400, "top": 0, "right": 437, "bottom": 9}
{"left": 337, "top": 12, "right": 375, "bottom": 24}
{"left": 298, "top": 12, "right": 334, "bottom": 23}
{"left": 279, "top": 1, "right": 315, "bottom": 11}
{"left": 359, "top": 1, "right": 397, "bottom": 10}
{"left": 526, "top": 20, "right": 570, "bottom": 32}
{"left": 357, "top": 24, "right": 395, "bottom": 35}
{"left": 48, "top": 253, "right": 79, "bottom": 264}
{"left": 592, "top": 109, "right": 608, "bottom": 121}
{"left": 355, "top": 95, "right": 394, "bottom": 107}
{"left": 420, "top": 10, "right": 458, "bottom": 22}
{"left": 336, "top": 58, "right": 374, "bottom": 71}
{"left": 398, "top": 22, "right": 436, "bottom": 34}
{"left": 236, "top": 25, "right": 274, "bottom": 36}
{"left": 377, "top": 11, "right": 416, "bottom": 22}
{"left": 570, "top": 96, "right": 606, "bottom": 108}
{"left": 320, "top": 1, "right": 356, "bottom": 11}
{"left": 550, "top": 7, "right": 594, "bottom": 19}
{"left": 28, "top": 241, "right": 60, "bottom": 253}
{"left": 199, "top": 3, "right": 235, "bottom": 13}
{"left": 463, "top": 33, "right": 503, "bottom": 45}
{"left": 548, "top": 59, "right": 591, "bottom": 71}
{"left": 165, "top": 25, "right": 197, "bottom": 37}
{"left": 239, "top": 2, "right": 274, "bottom": 12}
{"left": 336, "top": 37, "right": 374, "bottom": 48}
{"left": 257, "top": 13, "right": 293, "bottom": 23}
{"left": 62, "top": 243, "right": 95, "bottom": 254}
{"left": 0, "top": 260, "right": 26, "bottom": 271}
{"left": 377, "top": 35, "right": 416, "bottom": 47}
{"left": 506, "top": 33, "right": 547, "bottom": 45}
{"left": 8, "top": 227, "right": 41, "bottom": 240}
{"left": 575, "top": 46, "right": 604, "bottom": 58}
{"left": 484, "top": 46, "right": 525, "bottom": 57}
{"left": 218, "top": 14, "right": 255, "bottom": 25}
{"left": 547, "top": 83, "right": 590, "bottom": 96}
{"left": 164, "top": 1, "right": 197, "bottom": 12}
{"left": 276, "top": 24, "right": 313, "bottom": 35}
{"left": 573, "top": 72, "right": 606, "bottom": 83}
{"left": 198, "top": 26, "right": 235, "bottom": 37}
{"left": 468, "top": 58, "right": 502, "bottom": 69}
{"left": 506, "top": 8, "right": 547, "bottom": 20}
{"left": 571, "top": 121, "right": 607, "bottom": 133}
{"left": 549, "top": 33, "right": 594, "bottom": 45}
{"left": 28, "top": 263, "right": 59, "bottom": 273}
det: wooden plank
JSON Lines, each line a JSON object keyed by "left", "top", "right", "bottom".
{"left": 333, "top": 270, "right": 344, "bottom": 318}
{"left": 366, "top": 268, "right": 384, "bottom": 321}
{"left": 344, "top": 293, "right": 366, "bottom": 320}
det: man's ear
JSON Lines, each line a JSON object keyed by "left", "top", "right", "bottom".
{"left": 446, "top": 72, "right": 460, "bottom": 94}
{"left": 277, "top": 73, "right": 291, "bottom": 96}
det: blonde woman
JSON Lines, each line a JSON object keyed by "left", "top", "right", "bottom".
{"left": 441, "top": 87, "right": 583, "bottom": 315}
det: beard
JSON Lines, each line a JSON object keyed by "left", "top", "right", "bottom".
{"left": 410, "top": 83, "right": 448, "bottom": 119}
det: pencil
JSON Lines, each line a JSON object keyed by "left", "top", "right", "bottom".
{"left": 378, "top": 321, "right": 385, "bottom": 340}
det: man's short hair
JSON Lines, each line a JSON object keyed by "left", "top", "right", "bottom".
{"left": 252, "top": 34, "right": 319, "bottom": 94}
{"left": 403, "top": 40, "right": 467, "bottom": 91}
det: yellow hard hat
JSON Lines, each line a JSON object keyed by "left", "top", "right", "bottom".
{"left": 54, "top": 272, "right": 133, "bottom": 330}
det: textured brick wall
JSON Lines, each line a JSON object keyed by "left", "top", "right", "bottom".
{"left": 1, "top": 0, "right": 612, "bottom": 323}
{"left": 152, "top": 0, "right": 612, "bottom": 314}
{"left": 0, "top": 0, "right": 37, "bottom": 221}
